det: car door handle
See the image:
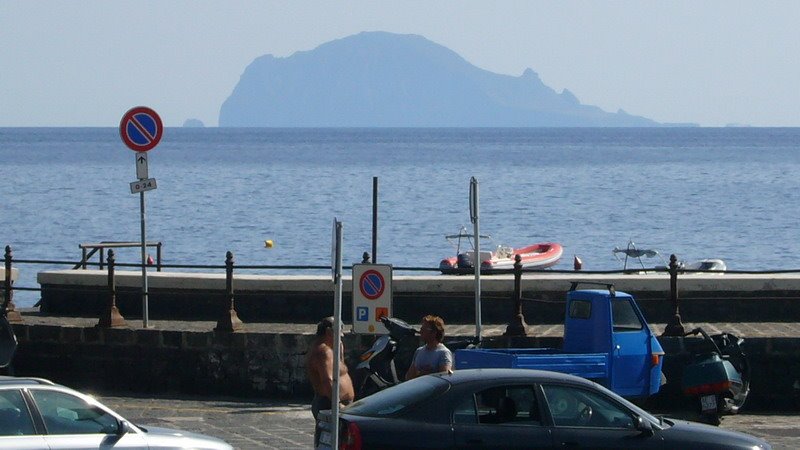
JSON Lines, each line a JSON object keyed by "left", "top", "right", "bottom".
{"left": 466, "top": 438, "right": 484, "bottom": 444}
{"left": 561, "top": 442, "right": 580, "bottom": 448}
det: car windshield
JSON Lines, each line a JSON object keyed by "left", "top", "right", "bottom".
{"left": 345, "top": 376, "right": 449, "bottom": 417}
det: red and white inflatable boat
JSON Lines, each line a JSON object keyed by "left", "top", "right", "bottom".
{"left": 440, "top": 242, "right": 563, "bottom": 273}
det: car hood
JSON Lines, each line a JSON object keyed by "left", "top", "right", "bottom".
{"left": 138, "top": 425, "right": 233, "bottom": 450}
{"left": 663, "top": 418, "right": 769, "bottom": 448}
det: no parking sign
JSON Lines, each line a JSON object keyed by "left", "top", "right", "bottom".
{"left": 352, "top": 264, "right": 392, "bottom": 334}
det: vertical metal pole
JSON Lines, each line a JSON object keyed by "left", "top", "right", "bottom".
{"left": 3, "top": 245, "right": 21, "bottom": 323}
{"left": 140, "top": 191, "right": 149, "bottom": 327}
{"left": 98, "top": 249, "right": 126, "bottom": 328}
{"left": 662, "top": 254, "right": 685, "bottom": 336}
{"left": 3, "top": 246, "right": 11, "bottom": 312}
{"left": 331, "top": 220, "right": 343, "bottom": 450}
{"left": 372, "top": 177, "right": 378, "bottom": 263}
{"left": 504, "top": 254, "right": 528, "bottom": 336}
{"left": 469, "top": 177, "right": 482, "bottom": 339}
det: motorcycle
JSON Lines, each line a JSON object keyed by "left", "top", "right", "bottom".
{"left": 353, "top": 316, "right": 480, "bottom": 399}
{"left": 681, "top": 327, "right": 750, "bottom": 425}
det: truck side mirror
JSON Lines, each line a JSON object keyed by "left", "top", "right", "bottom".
{"left": 634, "top": 415, "right": 654, "bottom": 436}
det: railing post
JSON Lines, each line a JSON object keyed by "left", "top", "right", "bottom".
{"left": 156, "top": 242, "right": 162, "bottom": 272}
{"left": 3, "top": 246, "right": 22, "bottom": 323}
{"left": 81, "top": 247, "right": 88, "bottom": 269}
{"left": 215, "top": 251, "right": 244, "bottom": 332}
{"left": 504, "top": 254, "right": 528, "bottom": 336}
{"left": 97, "top": 250, "right": 127, "bottom": 328}
{"left": 662, "top": 254, "right": 685, "bottom": 336}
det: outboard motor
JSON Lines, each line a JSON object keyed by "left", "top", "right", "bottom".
{"left": 681, "top": 327, "right": 750, "bottom": 425}
{"left": 353, "top": 316, "right": 418, "bottom": 399}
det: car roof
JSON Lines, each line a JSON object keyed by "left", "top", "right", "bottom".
{"left": 430, "top": 368, "right": 598, "bottom": 387}
{"left": 0, "top": 376, "right": 58, "bottom": 387}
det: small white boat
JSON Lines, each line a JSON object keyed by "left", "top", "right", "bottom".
{"left": 679, "top": 259, "right": 727, "bottom": 273}
{"left": 614, "top": 240, "right": 726, "bottom": 274}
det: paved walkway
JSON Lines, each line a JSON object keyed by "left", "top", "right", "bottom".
{"left": 96, "top": 393, "right": 799, "bottom": 450}
{"left": 16, "top": 311, "right": 800, "bottom": 448}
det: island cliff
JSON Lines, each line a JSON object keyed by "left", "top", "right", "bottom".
{"left": 219, "top": 31, "right": 658, "bottom": 127}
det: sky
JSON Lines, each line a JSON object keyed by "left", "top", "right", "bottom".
{"left": 1, "top": 1, "right": 799, "bottom": 127}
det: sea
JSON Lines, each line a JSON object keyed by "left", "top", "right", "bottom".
{"left": 1, "top": 127, "right": 799, "bottom": 307}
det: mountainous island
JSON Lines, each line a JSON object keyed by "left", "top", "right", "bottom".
{"left": 219, "top": 31, "right": 660, "bottom": 127}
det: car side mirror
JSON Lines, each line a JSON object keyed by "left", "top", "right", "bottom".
{"left": 117, "top": 420, "right": 133, "bottom": 435}
{"left": 634, "top": 416, "right": 653, "bottom": 436}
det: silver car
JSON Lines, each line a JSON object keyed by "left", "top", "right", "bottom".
{"left": 0, "top": 376, "right": 232, "bottom": 449}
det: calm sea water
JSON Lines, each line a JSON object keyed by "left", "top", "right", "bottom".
{"left": 1, "top": 127, "right": 799, "bottom": 307}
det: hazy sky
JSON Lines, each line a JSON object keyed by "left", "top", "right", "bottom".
{"left": 2, "top": 1, "right": 798, "bottom": 127}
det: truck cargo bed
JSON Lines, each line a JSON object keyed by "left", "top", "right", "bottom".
{"left": 455, "top": 348, "right": 610, "bottom": 380}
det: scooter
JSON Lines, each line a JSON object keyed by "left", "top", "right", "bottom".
{"left": 681, "top": 327, "right": 750, "bottom": 425}
{"left": 353, "top": 316, "right": 481, "bottom": 399}
{"left": 353, "top": 316, "right": 419, "bottom": 399}
{"left": 0, "top": 288, "right": 18, "bottom": 375}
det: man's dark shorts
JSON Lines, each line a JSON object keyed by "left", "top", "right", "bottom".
{"left": 311, "top": 394, "right": 332, "bottom": 419}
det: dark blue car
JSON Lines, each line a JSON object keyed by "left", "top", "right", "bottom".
{"left": 317, "top": 368, "right": 769, "bottom": 450}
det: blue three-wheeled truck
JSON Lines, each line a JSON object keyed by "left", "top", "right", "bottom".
{"left": 456, "top": 283, "right": 665, "bottom": 401}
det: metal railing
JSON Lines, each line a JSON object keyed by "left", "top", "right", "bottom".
{"left": 76, "top": 241, "right": 163, "bottom": 271}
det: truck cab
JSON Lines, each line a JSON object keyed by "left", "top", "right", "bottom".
{"left": 563, "top": 287, "right": 664, "bottom": 398}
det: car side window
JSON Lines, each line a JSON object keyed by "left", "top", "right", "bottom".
{"left": 29, "top": 389, "right": 119, "bottom": 435}
{"left": 453, "top": 386, "right": 541, "bottom": 426}
{"left": 452, "top": 395, "right": 478, "bottom": 424}
{"left": 0, "top": 389, "right": 36, "bottom": 436}
{"left": 541, "top": 384, "right": 635, "bottom": 429}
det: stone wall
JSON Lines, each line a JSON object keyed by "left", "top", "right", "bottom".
{"left": 10, "top": 323, "right": 800, "bottom": 412}
{"left": 11, "top": 324, "right": 315, "bottom": 398}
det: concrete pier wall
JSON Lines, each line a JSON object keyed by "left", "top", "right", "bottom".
{"left": 38, "top": 270, "right": 800, "bottom": 323}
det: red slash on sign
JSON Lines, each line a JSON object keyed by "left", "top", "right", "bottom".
{"left": 359, "top": 270, "right": 385, "bottom": 300}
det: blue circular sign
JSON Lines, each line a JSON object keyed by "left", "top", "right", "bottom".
{"left": 120, "top": 106, "right": 163, "bottom": 152}
{"left": 359, "top": 270, "right": 385, "bottom": 300}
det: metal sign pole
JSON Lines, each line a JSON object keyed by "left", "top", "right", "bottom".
{"left": 469, "top": 177, "right": 482, "bottom": 340}
{"left": 372, "top": 177, "right": 378, "bottom": 263}
{"left": 140, "top": 190, "right": 149, "bottom": 328}
{"left": 331, "top": 219, "right": 343, "bottom": 450}
{"left": 120, "top": 107, "right": 161, "bottom": 328}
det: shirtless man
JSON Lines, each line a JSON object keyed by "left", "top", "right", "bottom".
{"left": 306, "top": 317, "right": 355, "bottom": 445}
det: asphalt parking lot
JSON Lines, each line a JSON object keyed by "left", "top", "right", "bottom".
{"left": 96, "top": 393, "right": 800, "bottom": 449}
